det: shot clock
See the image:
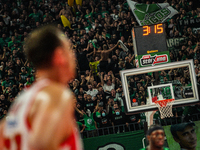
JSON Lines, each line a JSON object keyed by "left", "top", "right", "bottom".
{"left": 143, "top": 24, "right": 163, "bottom": 36}
{"left": 132, "top": 23, "right": 170, "bottom": 67}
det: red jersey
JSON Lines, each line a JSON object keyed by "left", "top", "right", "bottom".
{"left": 3, "top": 79, "right": 83, "bottom": 150}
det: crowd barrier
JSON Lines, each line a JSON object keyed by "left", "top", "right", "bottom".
{"left": 82, "top": 113, "right": 200, "bottom": 150}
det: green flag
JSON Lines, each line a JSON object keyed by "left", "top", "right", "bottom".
{"left": 127, "top": 0, "right": 178, "bottom": 26}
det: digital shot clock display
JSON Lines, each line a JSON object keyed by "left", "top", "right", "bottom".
{"left": 132, "top": 23, "right": 170, "bottom": 68}
{"left": 132, "top": 23, "right": 168, "bottom": 55}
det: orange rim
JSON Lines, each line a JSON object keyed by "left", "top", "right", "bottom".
{"left": 154, "top": 99, "right": 174, "bottom": 103}
{"left": 154, "top": 99, "right": 175, "bottom": 107}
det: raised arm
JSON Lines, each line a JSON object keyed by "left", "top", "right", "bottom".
{"left": 24, "top": 59, "right": 28, "bottom": 67}
{"left": 75, "top": 107, "right": 84, "bottom": 116}
{"left": 94, "top": 100, "right": 100, "bottom": 112}
{"left": 110, "top": 71, "right": 115, "bottom": 84}
{"left": 85, "top": 42, "right": 90, "bottom": 51}
{"left": 93, "top": 47, "right": 96, "bottom": 58}
{"left": 59, "top": 9, "right": 63, "bottom": 17}
{"left": 87, "top": 44, "right": 96, "bottom": 57}
{"left": 2, "top": 48, "right": 6, "bottom": 60}
{"left": 168, "top": 69, "right": 173, "bottom": 81}
{"left": 106, "top": 41, "right": 119, "bottom": 53}
{"left": 149, "top": 110, "right": 156, "bottom": 127}
{"left": 129, "top": 54, "right": 135, "bottom": 63}
{"left": 194, "top": 42, "right": 200, "bottom": 53}
{"left": 99, "top": 72, "right": 104, "bottom": 86}
{"left": 20, "top": 58, "right": 25, "bottom": 66}
{"left": 90, "top": 2, "right": 94, "bottom": 13}
{"left": 94, "top": 49, "right": 102, "bottom": 55}
{"left": 86, "top": 70, "right": 94, "bottom": 85}
{"left": 80, "top": 123, "right": 86, "bottom": 133}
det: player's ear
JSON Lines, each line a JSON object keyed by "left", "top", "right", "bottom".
{"left": 53, "top": 48, "right": 65, "bottom": 65}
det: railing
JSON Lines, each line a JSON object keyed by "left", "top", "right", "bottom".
{"left": 157, "top": 113, "right": 200, "bottom": 126}
{"left": 81, "top": 122, "right": 144, "bottom": 138}
{"left": 81, "top": 112, "right": 200, "bottom": 139}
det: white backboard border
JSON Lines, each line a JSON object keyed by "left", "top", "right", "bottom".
{"left": 120, "top": 60, "right": 199, "bottom": 114}
{"left": 148, "top": 83, "right": 175, "bottom": 105}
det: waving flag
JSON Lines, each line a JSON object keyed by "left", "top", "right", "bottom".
{"left": 61, "top": 15, "right": 71, "bottom": 29}
{"left": 127, "top": 0, "right": 178, "bottom": 26}
{"left": 68, "top": 0, "right": 74, "bottom": 7}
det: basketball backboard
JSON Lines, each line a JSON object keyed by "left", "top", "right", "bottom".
{"left": 120, "top": 60, "right": 199, "bottom": 114}
{"left": 148, "top": 83, "right": 175, "bottom": 105}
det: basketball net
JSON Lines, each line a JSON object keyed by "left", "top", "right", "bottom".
{"left": 154, "top": 99, "right": 174, "bottom": 119}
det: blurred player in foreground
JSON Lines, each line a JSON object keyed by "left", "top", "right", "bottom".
{"left": 140, "top": 124, "right": 169, "bottom": 150}
{"left": 0, "top": 25, "right": 83, "bottom": 150}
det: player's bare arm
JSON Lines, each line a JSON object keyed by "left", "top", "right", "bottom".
{"left": 28, "top": 83, "right": 75, "bottom": 150}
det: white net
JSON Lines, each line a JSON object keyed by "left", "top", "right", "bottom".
{"left": 155, "top": 99, "right": 174, "bottom": 119}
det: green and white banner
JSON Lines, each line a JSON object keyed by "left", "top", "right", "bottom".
{"left": 127, "top": 0, "right": 178, "bottom": 26}
{"left": 177, "top": 17, "right": 200, "bottom": 34}
{"left": 83, "top": 130, "right": 144, "bottom": 150}
{"left": 166, "top": 37, "right": 188, "bottom": 48}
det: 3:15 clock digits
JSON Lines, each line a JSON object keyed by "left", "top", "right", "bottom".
{"left": 143, "top": 24, "right": 163, "bottom": 36}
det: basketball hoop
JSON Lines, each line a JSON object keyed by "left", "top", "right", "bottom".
{"left": 154, "top": 99, "right": 175, "bottom": 119}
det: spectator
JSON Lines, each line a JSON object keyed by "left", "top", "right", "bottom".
{"left": 93, "top": 106, "right": 112, "bottom": 135}
{"left": 86, "top": 84, "right": 98, "bottom": 98}
{"left": 183, "top": 103, "right": 200, "bottom": 121}
{"left": 19, "top": 67, "right": 28, "bottom": 84}
{"left": 125, "top": 55, "right": 134, "bottom": 69}
{"left": 127, "top": 113, "right": 141, "bottom": 131}
{"left": 1, "top": 75, "right": 14, "bottom": 92}
{"left": 77, "top": 47, "right": 90, "bottom": 73}
{"left": 119, "top": 46, "right": 127, "bottom": 61}
{"left": 99, "top": 71, "right": 115, "bottom": 93}
{"left": 94, "top": 41, "right": 119, "bottom": 73}
{"left": 28, "top": 8, "right": 42, "bottom": 23}
{"left": 111, "top": 107, "right": 129, "bottom": 133}
{"left": 76, "top": 107, "right": 98, "bottom": 137}
{"left": 170, "top": 122, "right": 197, "bottom": 150}
{"left": 77, "top": 121, "right": 86, "bottom": 134}
{"left": 59, "top": 5, "right": 73, "bottom": 18}
{"left": 84, "top": 94, "right": 96, "bottom": 112}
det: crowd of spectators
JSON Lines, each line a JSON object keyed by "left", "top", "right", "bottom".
{"left": 0, "top": 0, "right": 200, "bottom": 137}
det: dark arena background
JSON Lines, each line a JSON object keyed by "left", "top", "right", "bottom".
{"left": 0, "top": 0, "right": 200, "bottom": 149}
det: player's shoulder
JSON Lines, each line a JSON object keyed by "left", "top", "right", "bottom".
{"left": 36, "top": 82, "right": 73, "bottom": 105}
{"left": 45, "top": 82, "right": 71, "bottom": 94}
